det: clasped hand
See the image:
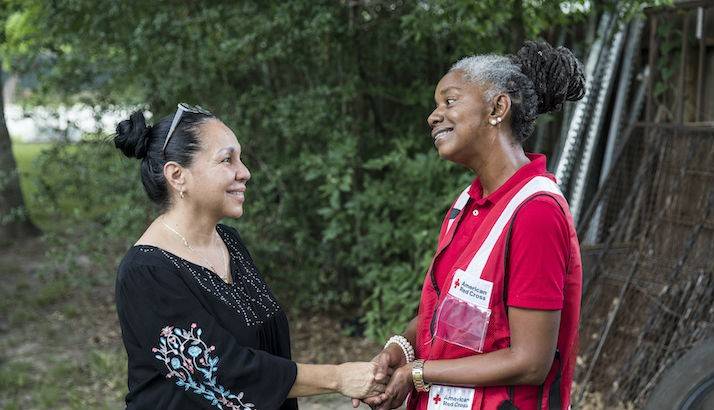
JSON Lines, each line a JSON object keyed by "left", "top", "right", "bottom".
{"left": 337, "top": 361, "right": 388, "bottom": 399}
{"left": 350, "top": 345, "right": 414, "bottom": 409}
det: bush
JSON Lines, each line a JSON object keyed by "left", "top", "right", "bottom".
{"left": 13, "top": 0, "right": 637, "bottom": 339}
{"left": 29, "top": 137, "right": 152, "bottom": 291}
{"left": 29, "top": 123, "right": 471, "bottom": 340}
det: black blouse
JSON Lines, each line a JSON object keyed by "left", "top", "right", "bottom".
{"left": 115, "top": 224, "right": 298, "bottom": 410}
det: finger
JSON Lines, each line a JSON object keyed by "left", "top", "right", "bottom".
{"left": 371, "top": 383, "right": 386, "bottom": 394}
{"left": 352, "top": 398, "right": 360, "bottom": 408}
{"left": 374, "top": 354, "right": 390, "bottom": 381}
{"left": 366, "top": 390, "right": 391, "bottom": 406}
{"left": 382, "top": 387, "right": 398, "bottom": 409}
{"left": 394, "top": 392, "right": 409, "bottom": 408}
{"left": 391, "top": 389, "right": 411, "bottom": 409}
{"left": 363, "top": 396, "right": 383, "bottom": 406}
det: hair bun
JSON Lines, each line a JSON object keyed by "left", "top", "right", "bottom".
{"left": 512, "top": 41, "right": 586, "bottom": 114}
{"left": 114, "top": 111, "right": 152, "bottom": 159}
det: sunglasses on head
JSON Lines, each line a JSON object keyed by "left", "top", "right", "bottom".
{"left": 161, "top": 103, "right": 212, "bottom": 155}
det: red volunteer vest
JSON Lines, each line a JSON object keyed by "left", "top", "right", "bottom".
{"left": 409, "top": 173, "right": 582, "bottom": 410}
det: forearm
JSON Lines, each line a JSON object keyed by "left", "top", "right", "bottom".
{"left": 423, "top": 347, "right": 551, "bottom": 387}
{"left": 287, "top": 363, "right": 339, "bottom": 398}
{"left": 402, "top": 316, "right": 417, "bottom": 346}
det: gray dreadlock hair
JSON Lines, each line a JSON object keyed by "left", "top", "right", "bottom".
{"left": 451, "top": 41, "right": 585, "bottom": 143}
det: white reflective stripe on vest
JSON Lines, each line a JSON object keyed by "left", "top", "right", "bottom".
{"left": 461, "top": 176, "right": 563, "bottom": 280}
{"left": 446, "top": 186, "right": 471, "bottom": 233}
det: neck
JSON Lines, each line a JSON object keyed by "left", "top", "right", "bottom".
{"left": 466, "top": 135, "right": 530, "bottom": 197}
{"left": 160, "top": 205, "right": 220, "bottom": 247}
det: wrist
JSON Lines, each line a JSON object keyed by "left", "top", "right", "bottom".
{"left": 331, "top": 364, "right": 343, "bottom": 392}
{"left": 411, "top": 359, "right": 430, "bottom": 392}
{"left": 385, "top": 343, "right": 406, "bottom": 366}
{"left": 384, "top": 335, "right": 415, "bottom": 364}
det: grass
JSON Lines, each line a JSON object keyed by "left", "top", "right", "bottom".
{"left": 1, "top": 140, "right": 383, "bottom": 409}
{"left": 0, "top": 349, "right": 127, "bottom": 409}
{"left": 11, "top": 141, "right": 52, "bottom": 228}
{"left": 11, "top": 141, "right": 50, "bottom": 194}
{"left": 0, "top": 235, "right": 127, "bottom": 409}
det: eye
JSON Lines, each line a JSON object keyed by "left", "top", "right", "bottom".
{"left": 446, "top": 98, "right": 456, "bottom": 106}
{"left": 222, "top": 157, "right": 231, "bottom": 163}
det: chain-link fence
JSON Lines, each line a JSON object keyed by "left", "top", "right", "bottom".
{"left": 572, "top": 1, "right": 714, "bottom": 407}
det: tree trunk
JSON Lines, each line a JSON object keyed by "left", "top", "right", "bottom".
{"left": 510, "top": 0, "right": 525, "bottom": 51}
{"left": 0, "top": 69, "right": 41, "bottom": 244}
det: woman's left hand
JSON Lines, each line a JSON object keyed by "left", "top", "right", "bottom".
{"left": 363, "top": 362, "right": 414, "bottom": 409}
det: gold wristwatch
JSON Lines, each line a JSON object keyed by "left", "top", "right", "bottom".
{"left": 411, "top": 359, "right": 430, "bottom": 392}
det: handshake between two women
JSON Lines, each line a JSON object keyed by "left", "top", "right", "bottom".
{"left": 345, "top": 341, "right": 415, "bottom": 409}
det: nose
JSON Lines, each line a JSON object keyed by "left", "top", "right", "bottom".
{"left": 237, "top": 162, "right": 251, "bottom": 182}
{"left": 427, "top": 106, "right": 444, "bottom": 128}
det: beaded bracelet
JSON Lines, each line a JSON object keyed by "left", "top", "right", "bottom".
{"left": 384, "top": 335, "right": 415, "bottom": 363}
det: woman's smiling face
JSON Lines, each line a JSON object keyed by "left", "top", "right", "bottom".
{"left": 427, "top": 69, "right": 492, "bottom": 165}
{"left": 183, "top": 119, "right": 251, "bottom": 219}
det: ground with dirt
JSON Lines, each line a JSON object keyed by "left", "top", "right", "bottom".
{"left": 0, "top": 237, "right": 392, "bottom": 409}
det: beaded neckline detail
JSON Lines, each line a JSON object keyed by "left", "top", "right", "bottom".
{"left": 135, "top": 225, "right": 280, "bottom": 327}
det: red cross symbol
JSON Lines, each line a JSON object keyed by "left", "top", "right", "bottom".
{"left": 454, "top": 279, "right": 460, "bottom": 288}
{"left": 433, "top": 394, "right": 442, "bottom": 404}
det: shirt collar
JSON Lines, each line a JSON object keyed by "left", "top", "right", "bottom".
{"left": 468, "top": 153, "right": 549, "bottom": 207}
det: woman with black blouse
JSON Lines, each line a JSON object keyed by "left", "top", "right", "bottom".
{"left": 114, "top": 104, "right": 385, "bottom": 409}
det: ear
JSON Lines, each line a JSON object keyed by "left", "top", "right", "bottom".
{"left": 163, "top": 161, "right": 187, "bottom": 194}
{"left": 489, "top": 93, "right": 511, "bottom": 123}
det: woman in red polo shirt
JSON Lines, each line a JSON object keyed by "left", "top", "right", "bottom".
{"left": 357, "top": 41, "right": 586, "bottom": 410}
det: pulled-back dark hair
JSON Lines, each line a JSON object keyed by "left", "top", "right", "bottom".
{"left": 114, "top": 107, "right": 215, "bottom": 211}
{"left": 451, "top": 40, "right": 585, "bottom": 142}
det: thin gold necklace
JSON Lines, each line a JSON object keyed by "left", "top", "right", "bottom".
{"left": 160, "top": 218, "right": 230, "bottom": 283}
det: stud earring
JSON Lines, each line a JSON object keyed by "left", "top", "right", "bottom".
{"left": 490, "top": 118, "right": 498, "bottom": 126}
{"left": 496, "top": 117, "right": 502, "bottom": 123}
{"left": 180, "top": 190, "right": 185, "bottom": 199}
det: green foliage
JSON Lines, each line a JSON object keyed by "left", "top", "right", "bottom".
{"left": 11, "top": 142, "right": 51, "bottom": 224}
{"left": 5, "top": 0, "right": 661, "bottom": 339}
{"left": 27, "top": 138, "right": 152, "bottom": 288}
{"left": 651, "top": 10, "right": 684, "bottom": 122}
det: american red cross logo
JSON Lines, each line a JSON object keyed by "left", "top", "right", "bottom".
{"left": 433, "top": 394, "right": 442, "bottom": 404}
{"left": 454, "top": 279, "right": 460, "bottom": 288}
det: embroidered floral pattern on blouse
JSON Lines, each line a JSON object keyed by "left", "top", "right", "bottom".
{"left": 152, "top": 323, "right": 256, "bottom": 409}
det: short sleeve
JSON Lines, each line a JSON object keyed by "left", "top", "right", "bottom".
{"left": 116, "top": 264, "right": 297, "bottom": 409}
{"left": 505, "top": 196, "right": 570, "bottom": 310}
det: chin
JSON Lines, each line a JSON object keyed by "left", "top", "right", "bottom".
{"left": 223, "top": 206, "right": 244, "bottom": 219}
{"left": 436, "top": 144, "right": 457, "bottom": 162}
{"left": 438, "top": 149, "right": 471, "bottom": 169}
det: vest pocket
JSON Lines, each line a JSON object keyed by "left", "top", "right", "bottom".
{"left": 433, "top": 291, "right": 491, "bottom": 353}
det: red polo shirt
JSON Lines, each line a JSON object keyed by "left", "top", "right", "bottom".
{"left": 428, "top": 153, "right": 574, "bottom": 409}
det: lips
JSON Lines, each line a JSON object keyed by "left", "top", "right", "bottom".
{"left": 226, "top": 187, "right": 246, "bottom": 199}
{"left": 431, "top": 127, "right": 454, "bottom": 143}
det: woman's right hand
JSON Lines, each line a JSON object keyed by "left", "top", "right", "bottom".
{"left": 336, "top": 361, "right": 387, "bottom": 399}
